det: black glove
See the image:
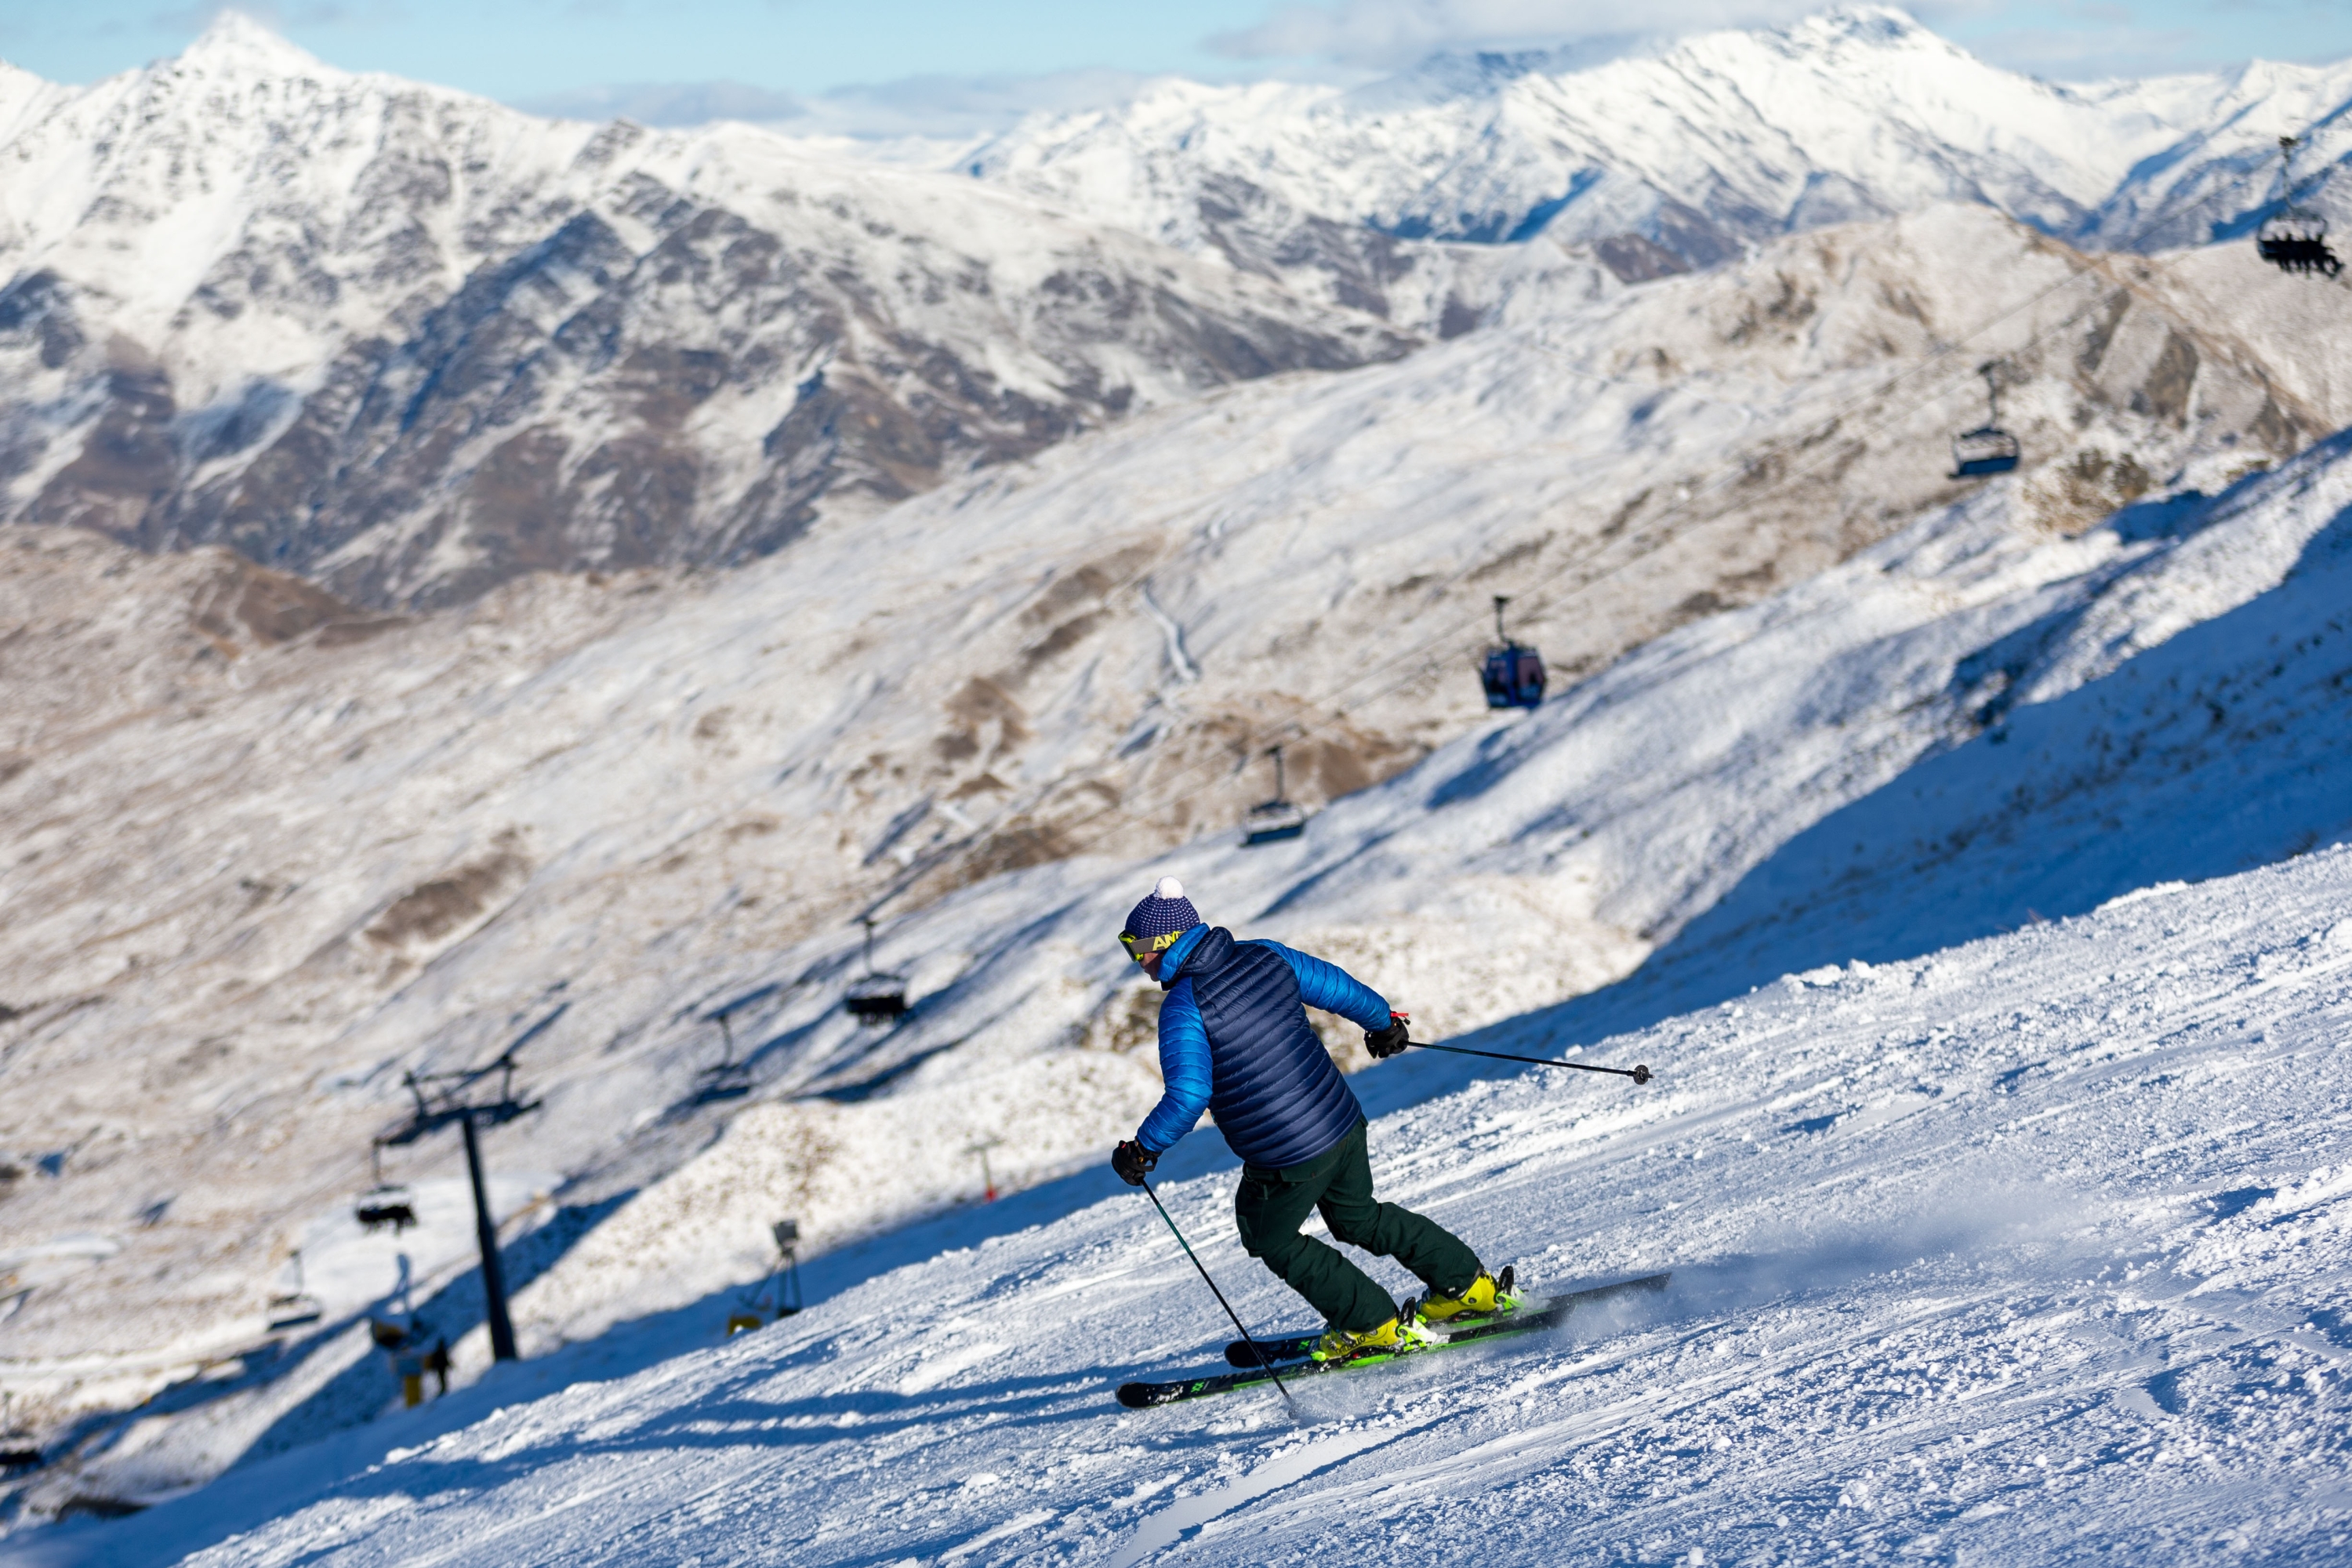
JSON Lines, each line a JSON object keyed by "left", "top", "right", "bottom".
{"left": 1112, "top": 1139, "right": 1157, "bottom": 1186}
{"left": 1366, "top": 1011, "right": 1412, "bottom": 1060}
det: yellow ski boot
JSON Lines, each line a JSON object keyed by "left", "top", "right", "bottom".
{"left": 1414, "top": 1266, "right": 1515, "bottom": 1327}
{"left": 1310, "top": 1316, "right": 1408, "bottom": 1363}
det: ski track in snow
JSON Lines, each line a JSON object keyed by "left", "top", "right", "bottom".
{"left": 20, "top": 845, "right": 2352, "bottom": 1565}
{"left": 4, "top": 14, "right": 2352, "bottom": 1544}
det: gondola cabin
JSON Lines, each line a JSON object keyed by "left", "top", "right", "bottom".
{"left": 1480, "top": 597, "right": 1546, "bottom": 710}
{"left": 1481, "top": 644, "right": 1547, "bottom": 709}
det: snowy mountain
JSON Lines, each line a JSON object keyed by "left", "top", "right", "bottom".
{"left": 7, "top": 11, "right": 2352, "bottom": 1545}
{"left": 6, "top": 10, "right": 2352, "bottom": 615}
{"left": 21, "top": 840, "right": 2352, "bottom": 1564}
{"left": 0, "top": 16, "right": 1406, "bottom": 609}
{"left": 5, "top": 187, "right": 2351, "bottom": 1532}
{"left": 4, "top": 9, "right": 2348, "bottom": 615}
{"left": 967, "top": 7, "right": 2352, "bottom": 311}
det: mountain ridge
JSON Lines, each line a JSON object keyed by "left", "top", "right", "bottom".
{"left": 964, "top": 4, "right": 2352, "bottom": 307}
{"left": 0, "top": 13, "right": 1410, "bottom": 609}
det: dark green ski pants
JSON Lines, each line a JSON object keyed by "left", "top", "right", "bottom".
{"left": 1232, "top": 1119, "right": 1480, "bottom": 1333}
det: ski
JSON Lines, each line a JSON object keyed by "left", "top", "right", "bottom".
{"left": 1117, "top": 1271, "right": 1669, "bottom": 1409}
{"left": 1220, "top": 1269, "right": 1669, "bottom": 1368}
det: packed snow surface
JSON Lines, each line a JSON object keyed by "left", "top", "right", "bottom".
{"left": 21, "top": 843, "right": 2352, "bottom": 1564}
{"left": 5, "top": 9, "right": 2352, "bottom": 1535}
{"left": 5, "top": 194, "right": 2351, "bottom": 1519}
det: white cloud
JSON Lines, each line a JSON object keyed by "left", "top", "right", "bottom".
{"left": 516, "top": 80, "right": 806, "bottom": 127}
{"left": 1947, "top": 16, "right": 2208, "bottom": 79}
{"left": 799, "top": 68, "right": 1163, "bottom": 139}
{"left": 509, "top": 69, "right": 1164, "bottom": 142}
{"left": 1206, "top": 0, "right": 1833, "bottom": 67}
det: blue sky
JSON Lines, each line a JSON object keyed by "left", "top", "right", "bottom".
{"left": 1, "top": 1, "right": 2347, "bottom": 122}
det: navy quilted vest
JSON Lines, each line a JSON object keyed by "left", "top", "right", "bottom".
{"left": 1171, "top": 927, "right": 1363, "bottom": 1171}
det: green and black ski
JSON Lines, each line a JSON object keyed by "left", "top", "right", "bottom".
{"left": 1116, "top": 1272, "right": 1668, "bottom": 1410}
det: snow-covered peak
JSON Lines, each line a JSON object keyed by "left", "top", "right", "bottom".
{"left": 169, "top": 9, "right": 337, "bottom": 82}
{"left": 1783, "top": 2, "right": 1936, "bottom": 49}
{"left": 0, "top": 13, "right": 1407, "bottom": 608}
{"left": 965, "top": 5, "right": 2352, "bottom": 281}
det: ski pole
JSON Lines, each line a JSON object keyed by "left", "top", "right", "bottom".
{"left": 1138, "top": 1174, "right": 1294, "bottom": 1403}
{"left": 1406, "top": 1039, "right": 1651, "bottom": 1084}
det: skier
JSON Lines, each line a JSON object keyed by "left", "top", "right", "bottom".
{"left": 1109, "top": 877, "right": 1507, "bottom": 1362}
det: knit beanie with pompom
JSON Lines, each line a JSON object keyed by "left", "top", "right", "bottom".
{"left": 1123, "top": 876, "right": 1201, "bottom": 945}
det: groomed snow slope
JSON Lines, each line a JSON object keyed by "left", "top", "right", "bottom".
{"left": 8, "top": 206, "right": 2350, "bottom": 1491}
{"left": 1635, "top": 436, "right": 2352, "bottom": 1009}
{"left": 24, "top": 842, "right": 2352, "bottom": 1566}
{"left": 488, "top": 302, "right": 2352, "bottom": 1372}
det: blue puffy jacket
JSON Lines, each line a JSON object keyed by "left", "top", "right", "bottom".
{"left": 1134, "top": 925, "right": 1391, "bottom": 1170}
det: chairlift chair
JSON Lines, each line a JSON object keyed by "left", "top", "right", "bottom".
{"left": 2256, "top": 136, "right": 2343, "bottom": 278}
{"left": 694, "top": 1010, "right": 754, "bottom": 1102}
{"left": 353, "top": 1142, "right": 417, "bottom": 1233}
{"left": 1240, "top": 745, "right": 1307, "bottom": 846}
{"left": 1479, "top": 596, "right": 1546, "bottom": 710}
{"left": 267, "top": 1249, "right": 325, "bottom": 1330}
{"left": 843, "top": 916, "right": 908, "bottom": 1025}
{"left": 1950, "top": 362, "right": 2021, "bottom": 478}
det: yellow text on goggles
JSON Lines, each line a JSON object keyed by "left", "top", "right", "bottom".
{"left": 1119, "top": 929, "right": 1187, "bottom": 963}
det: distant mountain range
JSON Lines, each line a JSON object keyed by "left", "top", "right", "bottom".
{"left": 967, "top": 6, "right": 2352, "bottom": 307}
{"left": 0, "top": 7, "right": 2347, "bottom": 608}
{"left": 0, "top": 16, "right": 1406, "bottom": 609}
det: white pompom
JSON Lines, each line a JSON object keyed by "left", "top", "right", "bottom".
{"left": 1155, "top": 876, "right": 1185, "bottom": 900}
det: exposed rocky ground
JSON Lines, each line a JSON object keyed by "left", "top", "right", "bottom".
{"left": 0, "top": 19, "right": 1409, "bottom": 610}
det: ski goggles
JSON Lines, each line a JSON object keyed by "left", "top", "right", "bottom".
{"left": 1118, "top": 928, "right": 1188, "bottom": 963}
